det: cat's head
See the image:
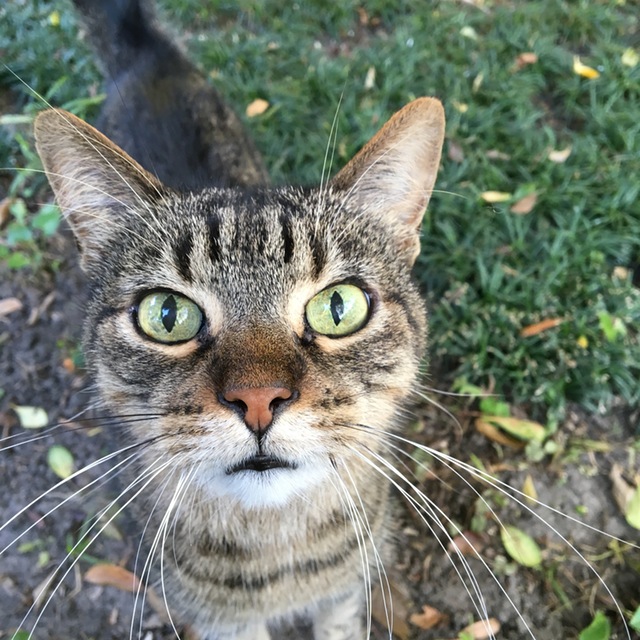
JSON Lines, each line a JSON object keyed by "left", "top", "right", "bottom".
{"left": 34, "top": 99, "right": 444, "bottom": 509}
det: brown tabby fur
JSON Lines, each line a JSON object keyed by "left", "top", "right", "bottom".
{"left": 32, "top": 1, "right": 445, "bottom": 638}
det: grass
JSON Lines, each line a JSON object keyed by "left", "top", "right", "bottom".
{"left": 1, "top": 0, "right": 639, "bottom": 422}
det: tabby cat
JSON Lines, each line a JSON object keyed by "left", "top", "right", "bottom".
{"left": 31, "top": 0, "right": 444, "bottom": 638}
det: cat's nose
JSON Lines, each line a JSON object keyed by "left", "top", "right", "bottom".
{"left": 221, "top": 386, "right": 295, "bottom": 433}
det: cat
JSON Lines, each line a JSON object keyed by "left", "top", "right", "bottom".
{"left": 25, "top": 0, "right": 444, "bottom": 638}
{"left": 2, "top": 1, "right": 637, "bottom": 639}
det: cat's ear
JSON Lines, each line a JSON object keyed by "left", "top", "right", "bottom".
{"left": 34, "top": 109, "right": 164, "bottom": 269}
{"left": 331, "top": 97, "right": 445, "bottom": 264}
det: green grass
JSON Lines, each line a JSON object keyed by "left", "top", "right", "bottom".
{"left": 1, "top": 0, "right": 639, "bottom": 420}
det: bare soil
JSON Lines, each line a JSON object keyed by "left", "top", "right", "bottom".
{"left": 1, "top": 230, "right": 638, "bottom": 640}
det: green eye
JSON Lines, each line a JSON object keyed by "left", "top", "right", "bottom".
{"left": 305, "top": 284, "right": 370, "bottom": 337}
{"left": 137, "top": 292, "right": 203, "bottom": 343}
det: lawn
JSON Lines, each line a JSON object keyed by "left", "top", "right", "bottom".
{"left": 1, "top": 0, "right": 639, "bottom": 638}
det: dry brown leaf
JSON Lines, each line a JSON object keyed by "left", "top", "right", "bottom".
{"left": 460, "top": 617, "right": 501, "bottom": 639}
{"left": 0, "top": 297, "right": 23, "bottom": 318}
{"left": 448, "top": 531, "right": 484, "bottom": 556}
{"left": 510, "top": 192, "right": 537, "bottom": 214}
{"left": 448, "top": 140, "right": 465, "bottom": 163}
{"left": 548, "top": 146, "right": 572, "bottom": 163}
{"left": 475, "top": 418, "right": 525, "bottom": 449}
{"left": 84, "top": 564, "right": 141, "bottom": 592}
{"left": 0, "top": 197, "right": 12, "bottom": 228}
{"left": 513, "top": 52, "right": 538, "bottom": 70}
{"left": 409, "top": 604, "right": 445, "bottom": 630}
{"left": 245, "top": 98, "right": 269, "bottom": 118}
{"left": 520, "top": 317, "right": 565, "bottom": 337}
{"left": 371, "top": 581, "right": 411, "bottom": 639}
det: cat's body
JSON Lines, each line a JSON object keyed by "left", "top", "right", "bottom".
{"left": 31, "top": 1, "right": 444, "bottom": 638}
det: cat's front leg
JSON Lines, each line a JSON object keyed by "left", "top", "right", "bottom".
{"left": 311, "top": 588, "right": 364, "bottom": 640}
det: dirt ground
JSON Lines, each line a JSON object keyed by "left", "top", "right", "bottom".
{"left": 1, "top": 214, "right": 638, "bottom": 640}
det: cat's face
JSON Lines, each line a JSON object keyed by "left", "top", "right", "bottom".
{"left": 34, "top": 99, "right": 445, "bottom": 510}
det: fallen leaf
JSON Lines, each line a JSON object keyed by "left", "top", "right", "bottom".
{"left": 460, "top": 618, "right": 501, "bottom": 639}
{"left": 460, "top": 26, "right": 478, "bottom": 40}
{"left": 0, "top": 297, "right": 23, "bottom": 317}
{"left": 577, "top": 335, "right": 589, "bottom": 349}
{"left": 0, "top": 197, "right": 12, "bottom": 227}
{"left": 371, "top": 581, "right": 411, "bottom": 639}
{"left": 522, "top": 474, "right": 538, "bottom": 504}
{"left": 448, "top": 140, "right": 465, "bottom": 163}
{"left": 520, "top": 317, "right": 565, "bottom": 337}
{"left": 13, "top": 405, "right": 49, "bottom": 429}
{"left": 501, "top": 525, "right": 542, "bottom": 567}
{"left": 573, "top": 56, "right": 600, "bottom": 79}
{"left": 245, "top": 98, "right": 269, "bottom": 118}
{"left": 480, "top": 191, "right": 511, "bottom": 203}
{"left": 485, "top": 149, "right": 511, "bottom": 160}
{"left": 621, "top": 47, "right": 639, "bottom": 68}
{"left": 510, "top": 192, "right": 537, "bottom": 214}
{"left": 579, "top": 611, "right": 611, "bottom": 640}
{"left": 613, "top": 266, "right": 629, "bottom": 280}
{"left": 548, "top": 146, "right": 572, "bottom": 163}
{"left": 513, "top": 52, "right": 538, "bottom": 70}
{"left": 47, "top": 445, "right": 74, "bottom": 479}
{"left": 610, "top": 464, "right": 640, "bottom": 530}
{"left": 448, "top": 531, "right": 484, "bottom": 556}
{"left": 85, "top": 564, "right": 141, "bottom": 592}
{"left": 409, "top": 604, "right": 445, "bottom": 630}
{"left": 364, "top": 66, "right": 376, "bottom": 90}
{"left": 475, "top": 418, "right": 525, "bottom": 449}
{"left": 483, "top": 415, "right": 546, "bottom": 442}
{"left": 452, "top": 100, "right": 468, "bottom": 113}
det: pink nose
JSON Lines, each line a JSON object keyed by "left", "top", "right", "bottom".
{"left": 223, "top": 386, "right": 293, "bottom": 432}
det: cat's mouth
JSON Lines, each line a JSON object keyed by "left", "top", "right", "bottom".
{"left": 226, "top": 455, "right": 297, "bottom": 474}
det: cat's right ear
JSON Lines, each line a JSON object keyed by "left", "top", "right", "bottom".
{"left": 331, "top": 98, "right": 445, "bottom": 265}
{"left": 34, "top": 109, "right": 164, "bottom": 270}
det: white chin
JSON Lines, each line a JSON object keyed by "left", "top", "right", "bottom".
{"left": 205, "top": 465, "right": 329, "bottom": 509}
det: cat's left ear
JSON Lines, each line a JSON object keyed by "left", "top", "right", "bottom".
{"left": 34, "top": 109, "right": 164, "bottom": 270}
{"left": 331, "top": 97, "right": 445, "bottom": 265}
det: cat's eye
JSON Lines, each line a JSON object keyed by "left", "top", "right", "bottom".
{"left": 305, "top": 284, "right": 370, "bottom": 337}
{"left": 136, "top": 291, "right": 203, "bottom": 343}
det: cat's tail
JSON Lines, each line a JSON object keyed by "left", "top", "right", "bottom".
{"left": 69, "top": 0, "right": 268, "bottom": 189}
{"left": 72, "top": 0, "right": 171, "bottom": 78}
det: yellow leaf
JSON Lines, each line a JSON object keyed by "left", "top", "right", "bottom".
{"left": 573, "top": 56, "right": 600, "bottom": 79}
{"left": 522, "top": 474, "right": 538, "bottom": 504}
{"left": 483, "top": 416, "right": 546, "bottom": 442}
{"left": 547, "top": 146, "right": 572, "bottom": 163}
{"left": 452, "top": 100, "right": 468, "bottom": 113}
{"left": 577, "top": 335, "right": 589, "bottom": 349}
{"left": 49, "top": 10, "right": 60, "bottom": 27}
{"left": 480, "top": 190, "right": 511, "bottom": 203}
{"left": 245, "top": 99, "right": 269, "bottom": 118}
{"left": 621, "top": 48, "right": 639, "bottom": 68}
{"left": 510, "top": 192, "right": 537, "bottom": 214}
{"left": 85, "top": 564, "right": 141, "bottom": 592}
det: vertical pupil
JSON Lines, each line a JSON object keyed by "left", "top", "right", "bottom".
{"left": 330, "top": 291, "right": 344, "bottom": 326}
{"left": 161, "top": 295, "right": 178, "bottom": 332}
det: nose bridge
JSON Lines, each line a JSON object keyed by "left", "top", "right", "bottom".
{"left": 218, "top": 323, "right": 302, "bottom": 391}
